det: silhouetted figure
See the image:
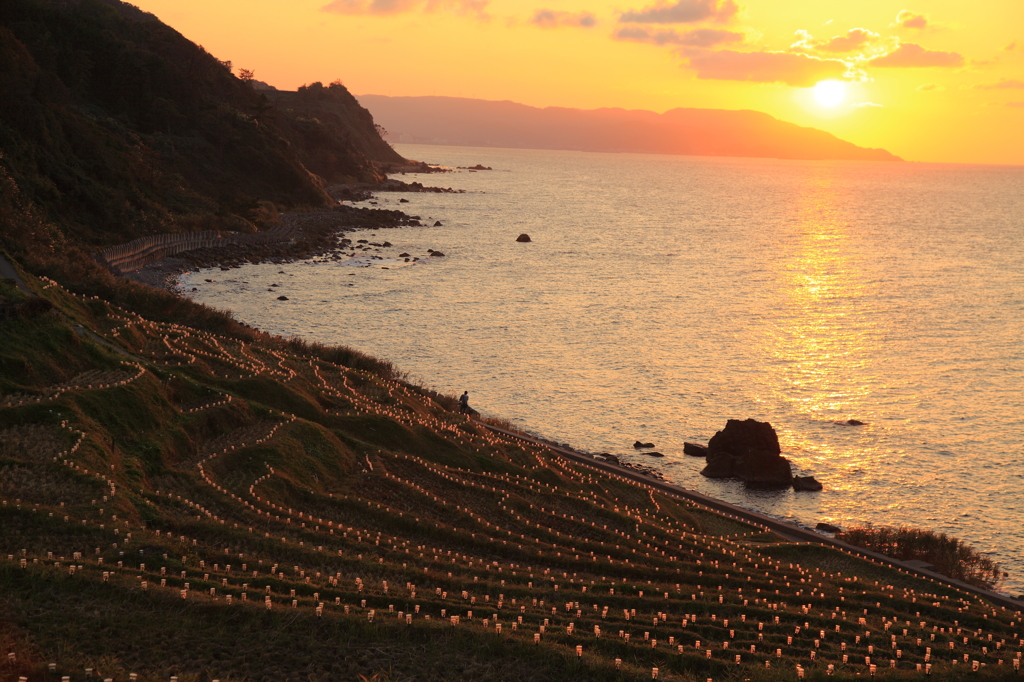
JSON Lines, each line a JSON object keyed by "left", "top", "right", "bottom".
{"left": 459, "top": 391, "right": 471, "bottom": 414}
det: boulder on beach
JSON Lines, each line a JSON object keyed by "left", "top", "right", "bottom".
{"left": 683, "top": 442, "right": 708, "bottom": 457}
{"left": 516, "top": 234, "right": 532, "bottom": 242}
{"left": 816, "top": 522, "right": 842, "bottom": 534}
{"left": 792, "top": 475, "right": 823, "bottom": 491}
{"left": 596, "top": 453, "right": 620, "bottom": 465}
{"left": 633, "top": 441, "right": 655, "bottom": 449}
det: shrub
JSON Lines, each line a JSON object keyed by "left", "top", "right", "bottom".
{"left": 836, "top": 524, "right": 1005, "bottom": 590}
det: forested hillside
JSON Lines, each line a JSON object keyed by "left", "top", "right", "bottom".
{"left": 0, "top": 0, "right": 400, "bottom": 250}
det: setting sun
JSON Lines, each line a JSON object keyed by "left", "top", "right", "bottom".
{"left": 814, "top": 80, "right": 847, "bottom": 108}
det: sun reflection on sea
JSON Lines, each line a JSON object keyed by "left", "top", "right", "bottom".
{"left": 753, "top": 168, "right": 890, "bottom": 500}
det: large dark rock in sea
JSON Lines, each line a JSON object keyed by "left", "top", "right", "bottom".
{"left": 633, "top": 441, "right": 655, "bottom": 449}
{"left": 701, "top": 452, "right": 736, "bottom": 478}
{"left": 707, "top": 418, "right": 780, "bottom": 457}
{"left": 736, "top": 450, "right": 793, "bottom": 488}
{"left": 700, "top": 419, "right": 792, "bottom": 488}
{"left": 516, "top": 233, "right": 532, "bottom": 242}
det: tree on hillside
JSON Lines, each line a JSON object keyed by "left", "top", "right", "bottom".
{"left": 250, "top": 92, "right": 273, "bottom": 126}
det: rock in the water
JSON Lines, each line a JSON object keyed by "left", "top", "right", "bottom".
{"left": 597, "top": 453, "right": 620, "bottom": 465}
{"left": 633, "top": 441, "right": 655, "bottom": 449}
{"left": 683, "top": 442, "right": 708, "bottom": 457}
{"left": 516, "top": 233, "right": 532, "bottom": 242}
{"left": 700, "top": 452, "right": 736, "bottom": 478}
{"left": 277, "top": 295, "right": 289, "bottom": 301}
{"left": 816, "top": 522, "right": 841, "bottom": 533}
{"left": 736, "top": 450, "right": 793, "bottom": 488}
{"left": 793, "top": 475, "right": 823, "bottom": 491}
{"left": 644, "top": 452, "right": 664, "bottom": 458}
{"left": 433, "top": 220, "right": 443, "bottom": 226}
{"left": 430, "top": 251, "right": 445, "bottom": 257}
{"left": 707, "top": 418, "right": 781, "bottom": 457}
{"left": 845, "top": 419, "right": 866, "bottom": 426}
{"left": 703, "top": 419, "right": 792, "bottom": 487}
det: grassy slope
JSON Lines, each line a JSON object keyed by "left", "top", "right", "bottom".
{"left": 0, "top": 266, "right": 1021, "bottom": 682}
{"left": 0, "top": 3, "right": 1020, "bottom": 681}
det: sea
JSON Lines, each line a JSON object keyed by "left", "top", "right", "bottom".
{"left": 182, "top": 144, "right": 1024, "bottom": 595}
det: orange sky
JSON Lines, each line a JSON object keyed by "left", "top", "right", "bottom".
{"left": 133, "top": 0, "right": 1022, "bottom": 164}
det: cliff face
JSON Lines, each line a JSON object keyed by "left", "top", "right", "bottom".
{"left": 267, "top": 83, "right": 407, "bottom": 169}
{"left": 0, "top": 0, "right": 395, "bottom": 248}
{"left": 358, "top": 95, "right": 901, "bottom": 162}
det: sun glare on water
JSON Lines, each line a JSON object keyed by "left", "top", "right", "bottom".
{"left": 814, "top": 80, "right": 847, "bottom": 108}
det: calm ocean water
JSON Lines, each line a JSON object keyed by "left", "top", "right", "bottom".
{"left": 183, "top": 144, "right": 1024, "bottom": 594}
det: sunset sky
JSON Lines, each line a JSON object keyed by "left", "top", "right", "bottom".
{"left": 133, "top": 0, "right": 1022, "bottom": 165}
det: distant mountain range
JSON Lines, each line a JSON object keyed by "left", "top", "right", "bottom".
{"left": 358, "top": 95, "right": 901, "bottom": 162}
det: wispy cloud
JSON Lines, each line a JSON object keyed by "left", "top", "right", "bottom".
{"left": 974, "top": 78, "right": 1024, "bottom": 90}
{"left": 530, "top": 9, "right": 597, "bottom": 28}
{"left": 321, "top": 0, "right": 488, "bottom": 18}
{"left": 619, "top": 0, "right": 738, "bottom": 25}
{"left": 792, "top": 28, "right": 884, "bottom": 54}
{"left": 869, "top": 43, "right": 963, "bottom": 68}
{"left": 916, "top": 83, "right": 943, "bottom": 92}
{"left": 893, "top": 10, "right": 928, "bottom": 30}
{"left": 686, "top": 49, "right": 850, "bottom": 87}
{"left": 615, "top": 26, "right": 743, "bottom": 47}
{"left": 852, "top": 101, "right": 883, "bottom": 107}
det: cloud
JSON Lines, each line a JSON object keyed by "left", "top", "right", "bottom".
{"left": 792, "top": 28, "right": 885, "bottom": 54}
{"left": 1006, "top": 40, "right": 1017, "bottom": 52}
{"left": 818, "top": 28, "right": 882, "bottom": 53}
{"left": 530, "top": 9, "right": 597, "bottom": 28}
{"left": 974, "top": 78, "right": 1024, "bottom": 89}
{"left": 869, "top": 43, "right": 963, "bottom": 68}
{"left": 915, "top": 83, "right": 943, "bottom": 92}
{"left": 894, "top": 10, "right": 928, "bottom": 29}
{"left": 614, "top": 26, "right": 743, "bottom": 47}
{"left": 686, "top": 49, "right": 850, "bottom": 86}
{"left": 321, "top": 0, "right": 488, "bottom": 17}
{"left": 619, "top": 0, "right": 738, "bottom": 24}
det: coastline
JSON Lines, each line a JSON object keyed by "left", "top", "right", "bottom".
{"left": 484, "top": 422, "right": 1024, "bottom": 609}
{"left": 101, "top": 163, "right": 1015, "bottom": 602}
{"left": 114, "top": 238, "right": 1024, "bottom": 607}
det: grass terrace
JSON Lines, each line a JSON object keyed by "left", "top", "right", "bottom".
{"left": 0, "top": 266, "right": 1021, "bottom": 682}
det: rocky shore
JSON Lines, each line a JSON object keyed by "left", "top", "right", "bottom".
{"left": 124, "top": 202, "right": 431, "bottom": 292}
